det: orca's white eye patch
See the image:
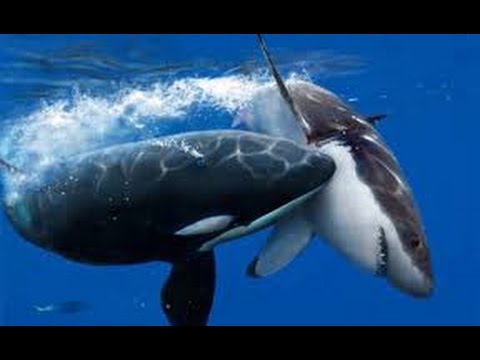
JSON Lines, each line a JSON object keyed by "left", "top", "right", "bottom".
{"left": 175, "top": 215, "right": 235, "bottom": 237}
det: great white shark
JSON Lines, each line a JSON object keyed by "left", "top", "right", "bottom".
{"left": 204, "top": 35, "right": 434, "bottom": 298}
{"left": 1, "top": 130, "right": 335, "bottom": 325}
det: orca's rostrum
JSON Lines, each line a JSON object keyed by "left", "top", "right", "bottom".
{"left": 1, "top": 130, "right": 335, "bottom": 326}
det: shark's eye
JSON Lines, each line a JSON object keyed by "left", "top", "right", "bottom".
{"left": 411, "top": 239, "right": 421, "bottom": 249}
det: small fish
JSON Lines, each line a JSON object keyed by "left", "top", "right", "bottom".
{"left": 33, "top": 301, "right": 90, "bottom": 314}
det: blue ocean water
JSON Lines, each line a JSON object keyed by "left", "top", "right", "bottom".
{"left": 0, "top": 34, "right": 476, "bottom": 325}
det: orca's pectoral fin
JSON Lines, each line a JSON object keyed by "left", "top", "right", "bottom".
{"left": 161, "top": 251, "right": 216, "bottom": 326}
{"left": 247, "top": 208, "right": 313, "bottom": 278}
{"left": 365, "top": 114, "right": 387, "bottom": 126}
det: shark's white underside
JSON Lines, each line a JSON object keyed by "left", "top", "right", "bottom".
{"left": 241, "top": 84, "right": 429, "bottom": 295}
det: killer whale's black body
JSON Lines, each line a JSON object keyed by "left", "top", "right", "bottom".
{"left": 3, "top": 130, "right": 334, "bottom": 325}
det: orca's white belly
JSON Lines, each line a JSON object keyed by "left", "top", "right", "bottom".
{"left": 308, "top": 141, "right": 397, "bottom": 275}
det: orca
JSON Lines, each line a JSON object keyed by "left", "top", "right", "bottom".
{"left": 1, "top": 130, "right": 335, "bottom": 325}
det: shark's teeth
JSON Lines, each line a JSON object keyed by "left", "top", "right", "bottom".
{"left": 376, "top": 227, "right": 389, "bottom": 277}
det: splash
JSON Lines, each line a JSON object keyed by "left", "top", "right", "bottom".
{"left": 0, "top": 75, "right": 263, "bottom": 168}
{"left": 0, "top": 72, "right": 311, "bottom": 192}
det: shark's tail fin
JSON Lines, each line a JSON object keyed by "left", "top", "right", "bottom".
{"left": 0, "top": 158, "right": 21, "bottom": 175}
{"left": 255, "top": 34, "right": 311, "bottom": 136}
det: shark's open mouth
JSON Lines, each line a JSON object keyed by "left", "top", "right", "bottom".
{"left": 376, "top": 227, "right": 389, "bottom": 277}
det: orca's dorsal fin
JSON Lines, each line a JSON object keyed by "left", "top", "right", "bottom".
{"left": 256, "top": 34, "right": 311, "bottom": 136}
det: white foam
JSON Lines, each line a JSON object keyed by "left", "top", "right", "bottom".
{"left": 0, "top": 73, "right": 313, "bottom": 193}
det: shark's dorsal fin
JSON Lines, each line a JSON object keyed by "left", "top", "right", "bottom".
{"left": 256, "top": 34, "right": 311, "bottom": 136}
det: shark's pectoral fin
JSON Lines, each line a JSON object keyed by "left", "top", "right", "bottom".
{"left": 161, "top": 251, "right": 216, "bottom": 326}
{"left": 247, "top": 208, "right": 313, "bottom": 278}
